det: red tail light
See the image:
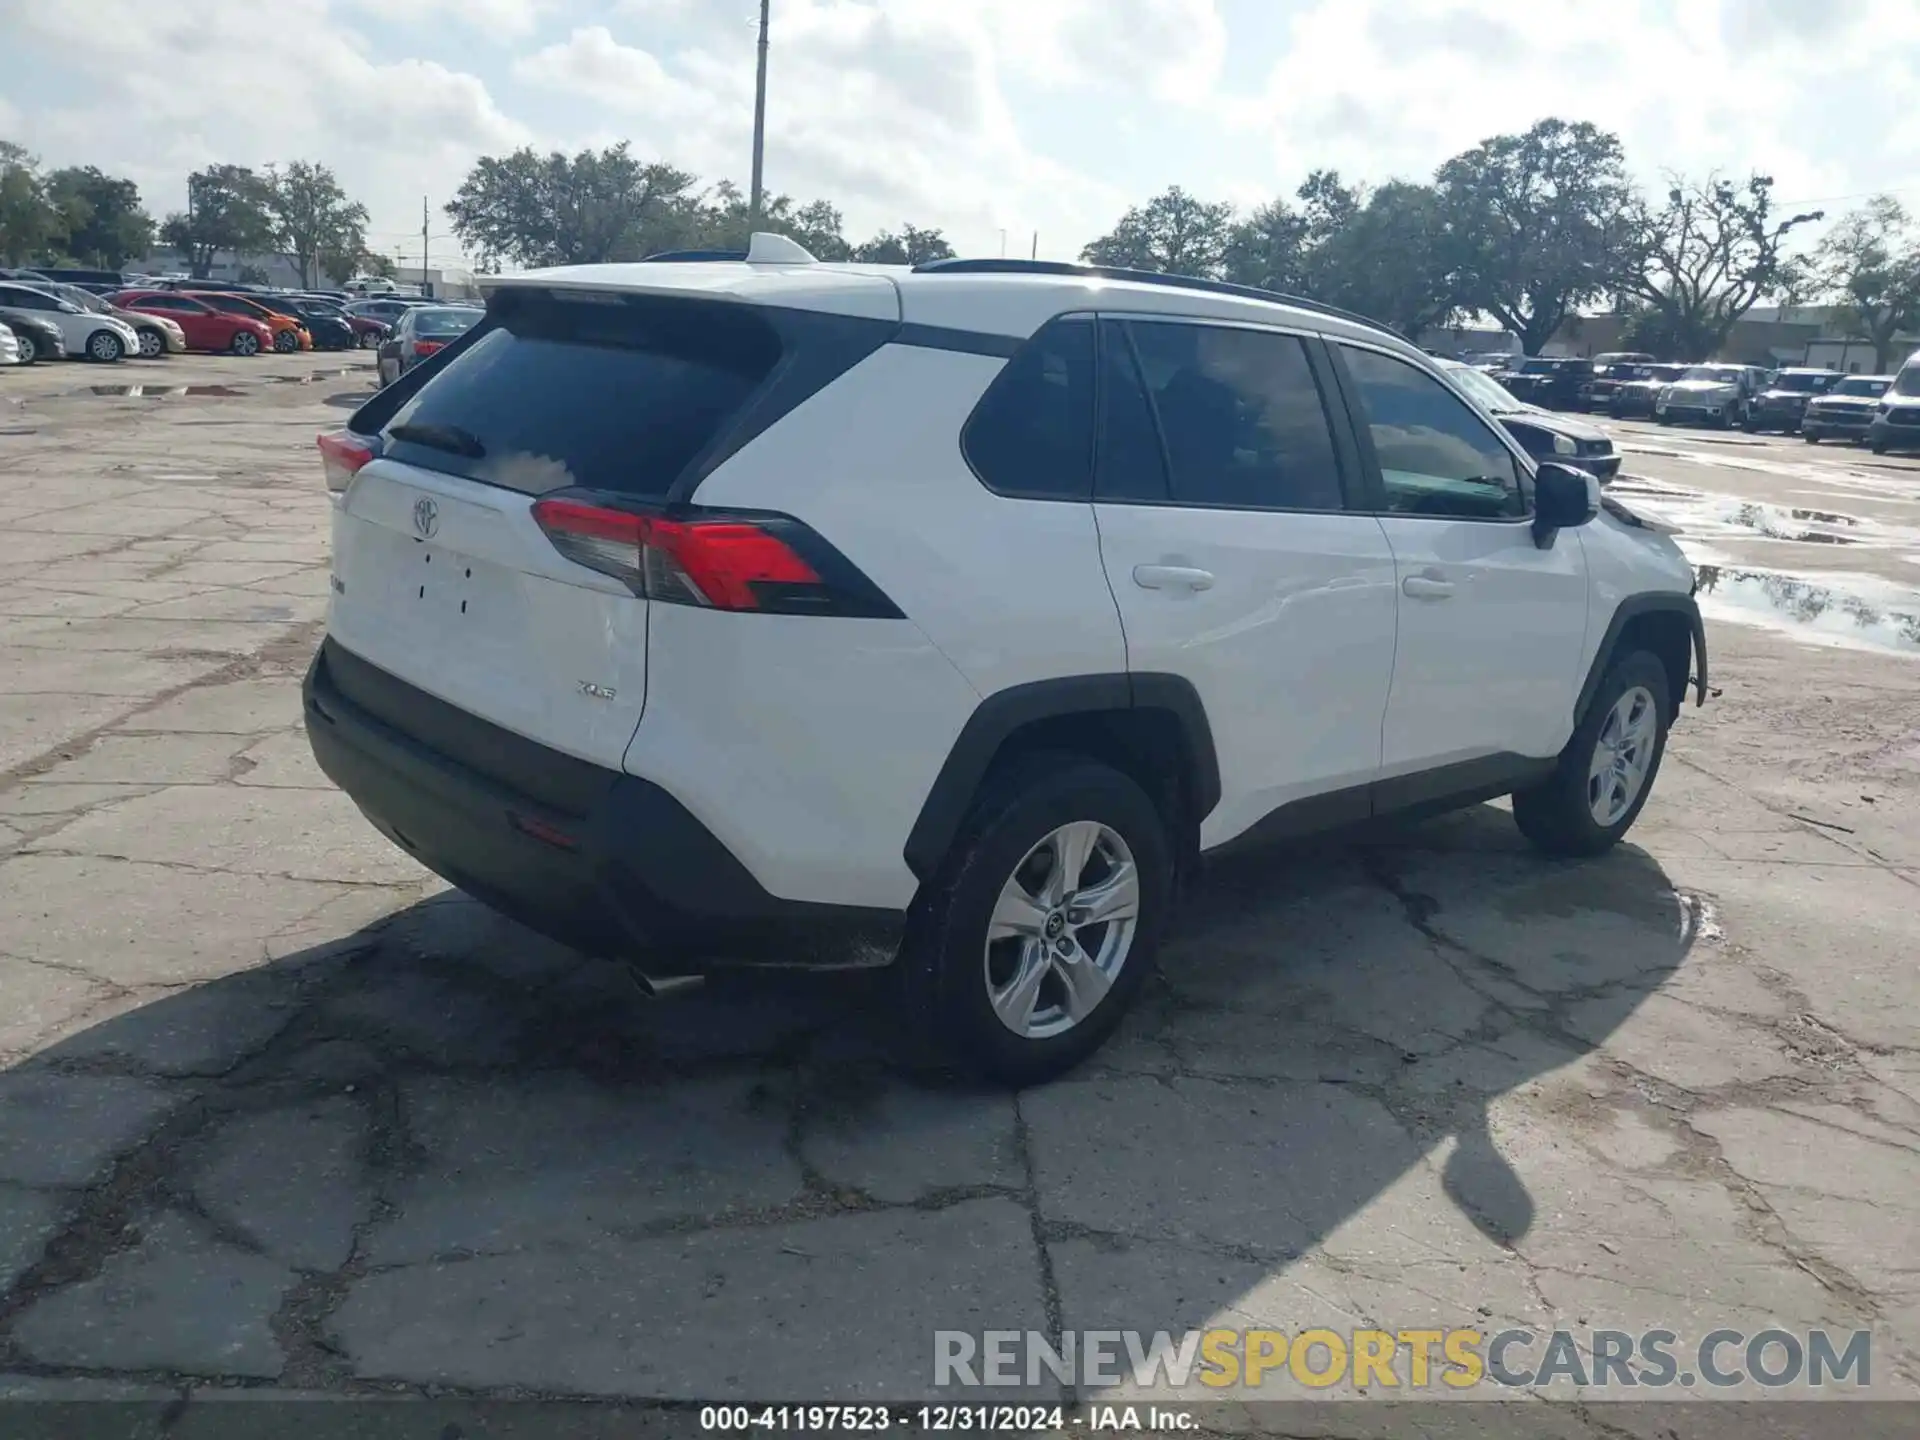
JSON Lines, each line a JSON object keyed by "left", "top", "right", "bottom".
{"left": 530, "top": 495, "right": 899, "bottom": 618}
{"left": 413, "top": 339, "right": 445, "bottom": 358}
{"left": 317, "top": 431, "right": 374, "bottom": 494}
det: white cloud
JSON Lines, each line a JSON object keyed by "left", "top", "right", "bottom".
{"left": 342, "top": 0, "right": 558, "bottom": 38}
{"left": 515, "top": 7, "right": 1129, "bottom": 256}
{"left": 0, "top": 0, "right": 529, "bottom": 264}
{"left": 0, "top": 0, "right": 1915, "bottom": 268}
{"left": 1214, "top": 0, "right": 1920, "bottom": 218}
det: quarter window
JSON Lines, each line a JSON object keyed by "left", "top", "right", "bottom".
{"left": 1097, "top": 320, "right": 1346, "bottom": 512}
{"left": 1340, "top": 346, "right": 1526, "bottom": 520}
{"left": 962, "top": 317, "right": 1095, "bottom": 499}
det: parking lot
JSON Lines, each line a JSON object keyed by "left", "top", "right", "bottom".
{"left": 1, "top": 352, "right": 1918, "bottom": 1419}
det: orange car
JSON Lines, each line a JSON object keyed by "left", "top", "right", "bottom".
{"left": 184, "top": 291, "right": 312, "bottom": 352}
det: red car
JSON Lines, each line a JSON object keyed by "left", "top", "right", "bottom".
{"left": 107, "top": 290, "right": 277, "bottom": 356}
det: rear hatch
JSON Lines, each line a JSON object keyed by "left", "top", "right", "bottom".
{"left": 323, "top": 268, "right": 900, "bottom": 771}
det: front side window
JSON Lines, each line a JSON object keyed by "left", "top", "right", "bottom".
{"left": 1340, "top": 345, "right": 1526, "bottom": 521}
{"left": 1891, "top": 365, "right": 1920, "bottom": 398}
{"left": 962, "top": 317, "right": 1095, "bottom": 499}
{"left": 1100, "top": 320, "right": 1345, "bottom": 512}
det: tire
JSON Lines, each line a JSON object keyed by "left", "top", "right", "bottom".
{"left": 896, "top": 753, "right": 1173, "bottom": 1085}
{"left": 230, "top": 330, "right": 260, "bottom": 357}
{"left": 1513, "top": 650, "right": 1672, "bottom": 859}
{"left": 86, "top": 329, "right": 125, "bottom": 362}
{"left": 1803, "top": 431, "right": 1820, "bottom": 444}
{"left": 273, "top": 329, "right": 298, "bottom": 354}
{"left": 135, "top": 328, "right": 165, "bottom": 359}
{"left": 1871, "top": 438, "right": 1889, "bottom": 455}
{"left": 358, "top": 330, "right": 380, "bottom": 350}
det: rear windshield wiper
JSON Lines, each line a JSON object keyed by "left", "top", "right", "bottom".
{"left": 387, "top": 422, "right": 487, "bottom": 458}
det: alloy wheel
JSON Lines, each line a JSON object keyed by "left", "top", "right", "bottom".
{"left": 983, "top": 820, "right": 1141, "bottom": 1040}
{"left": 137, "top": 329, "right": 164, "bottom": 358}
{"left": 1588, "top": 686, "right": 1658, "bottom": 827}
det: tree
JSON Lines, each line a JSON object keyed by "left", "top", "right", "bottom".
{"left": 1813, "top": 195, "right": 1920, "bottom": 372}
{"left": 1221, "top": 197, "right": 1309, "bottom": 293}
{"left": 849, "top": 224, "right": 955, "bottom": 265}
{"left": 267, "top": 161, "right": 369, "bottom": 289}
{"left": 1618, "top": 174, "right": 1823, "bottom": 361}
{"left": 159, "top": 165, "right": 277, "bottom": 278}
{"left": 1436, "top": 119, "right": 1638, "bottom": 354}
{"left": 0, "top": 141, "right": 60, "bottom": 267}
{"left": 1310, "top": 181, "right": 1458, "bottom": 338}
{"left": 444, "top": 144, "right": 700, "bottom": 268}
{"left": 43, "top": 167, "right": 153, "bottom": 268}
{"left": 1080, "top": 186, "right": 1233, "bottom": 277}
{"left": 677, "top": 182, "right": 855, "bottom": 258}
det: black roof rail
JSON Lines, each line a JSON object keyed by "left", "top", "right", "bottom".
{"left": 908, "top": 258, "right": 1394, "bottom": 337}
{"left": 641, "top": 248, "right": 748, "bottom": 263}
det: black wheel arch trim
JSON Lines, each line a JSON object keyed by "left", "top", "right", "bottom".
{"left": 903, "top": 672, "right": 1221, "bottom": 882}
{"left": 1575, "top": 592, "right": 1709, "bottom": 726}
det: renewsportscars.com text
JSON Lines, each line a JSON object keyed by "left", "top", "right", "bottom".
{"left": 934, "top": 1327, "right": 1873, "bottom": 1391}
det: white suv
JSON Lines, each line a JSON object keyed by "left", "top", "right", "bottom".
{"left": 304, "top": 238, "right": 1708, "bottom": 1083}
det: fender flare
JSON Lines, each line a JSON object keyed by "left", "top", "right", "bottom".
{"left": 1574, "top": 592, "right": 1708, "bottom": 725}
{"left": 902, "top": 673, "right": 1221, "bottom": 881}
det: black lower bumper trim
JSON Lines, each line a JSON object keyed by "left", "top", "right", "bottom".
{"left": 303, "top": 639, "right": 905, "bottom": 970}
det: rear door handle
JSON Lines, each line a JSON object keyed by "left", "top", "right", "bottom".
{"left": 1401, "top": 575, "right": 1455, "bottom": 600}
{"left": 1133, "top": 564, "right": 1215, "bottom": 592}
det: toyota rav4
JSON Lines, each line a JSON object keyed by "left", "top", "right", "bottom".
{"left": 303, "top": 239, "right": 1709, "bottom": 1084}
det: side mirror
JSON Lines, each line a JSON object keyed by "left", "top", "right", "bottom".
{"left": 1532, "top": 462, "right": 1599, "bottom": 548}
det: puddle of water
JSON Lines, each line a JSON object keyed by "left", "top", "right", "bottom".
{"left": 1693, "top": 564, "right": 1920, "bottom": 656}
{"left": 86, "top": 383, "right": 244, "bottom": 398}
{"left": 78, "top": 368, "right": 360, "bottom": 399}
{"left": 1619, "top": 488, "right": 1920, "bottom": 551}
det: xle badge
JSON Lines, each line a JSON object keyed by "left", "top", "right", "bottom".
{"left": 578, "top": 681, "right": 617, "bottom": 700}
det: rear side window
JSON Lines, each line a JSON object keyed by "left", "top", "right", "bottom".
{"left": 1100, "top": 320, "right": 1346, "bottom": 512}
{"left": 379, "top": 290, "right": 784, "bottom": 499}
{"left": 962, "top": 317, "right": 1095, "bottom": 499}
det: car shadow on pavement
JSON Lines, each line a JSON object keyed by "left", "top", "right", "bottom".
{"left": 0, "top": 801, "right": 1699, "bottom": 1401}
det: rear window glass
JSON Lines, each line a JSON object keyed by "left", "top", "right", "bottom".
{"left": 379, "top": 290, "right": 782, "bottom": 498}
{"left": 413, "top": 308, "right": 481, "bottom": 337}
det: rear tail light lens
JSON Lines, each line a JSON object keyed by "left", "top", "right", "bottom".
{"left": 530, "top": 495, "right": 900, "bottom": 618}
{"left": 413, "top": 339, "right": 445, "bottom": 358}
{"left": 317, "top": 431, "right": 374, "bottom": 494}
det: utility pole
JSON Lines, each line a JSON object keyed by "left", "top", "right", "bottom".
{"left": 748, "top": 0, "right": 770, "bottom": 230}
{"left": 421, "top": 196, "right": 430, "bottom": 298}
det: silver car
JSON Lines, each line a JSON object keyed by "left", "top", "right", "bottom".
{"left": 0, "top": 280, "right": 141, "bottom": 361}
{"left": 0, "top": 320, "right": 19, "bottom": 367}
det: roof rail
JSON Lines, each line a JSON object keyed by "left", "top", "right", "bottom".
{"left": 641, "top": 248, "right": 749, "bottom": 263}
{"left": 908, "top": 258, "right": 1393, "bottom": 337}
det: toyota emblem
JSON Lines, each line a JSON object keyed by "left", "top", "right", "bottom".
{"left": 412, "top": 496, "right": 439, "bottom": 539}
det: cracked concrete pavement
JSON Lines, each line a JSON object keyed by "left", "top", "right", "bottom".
{"left": 1, "top": 354, "right": 1918, "bottom": 1425}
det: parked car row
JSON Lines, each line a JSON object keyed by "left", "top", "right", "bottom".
{"left": 0, "top": 270, "right": 415, "bottom": 368}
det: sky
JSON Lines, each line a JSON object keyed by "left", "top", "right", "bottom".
{"left": 3, "top": 0, "right": 1919, "bottom": 269}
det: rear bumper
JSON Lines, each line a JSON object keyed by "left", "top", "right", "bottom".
{"left": 302, "top": 638, "right": 906, "bottom": 970}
